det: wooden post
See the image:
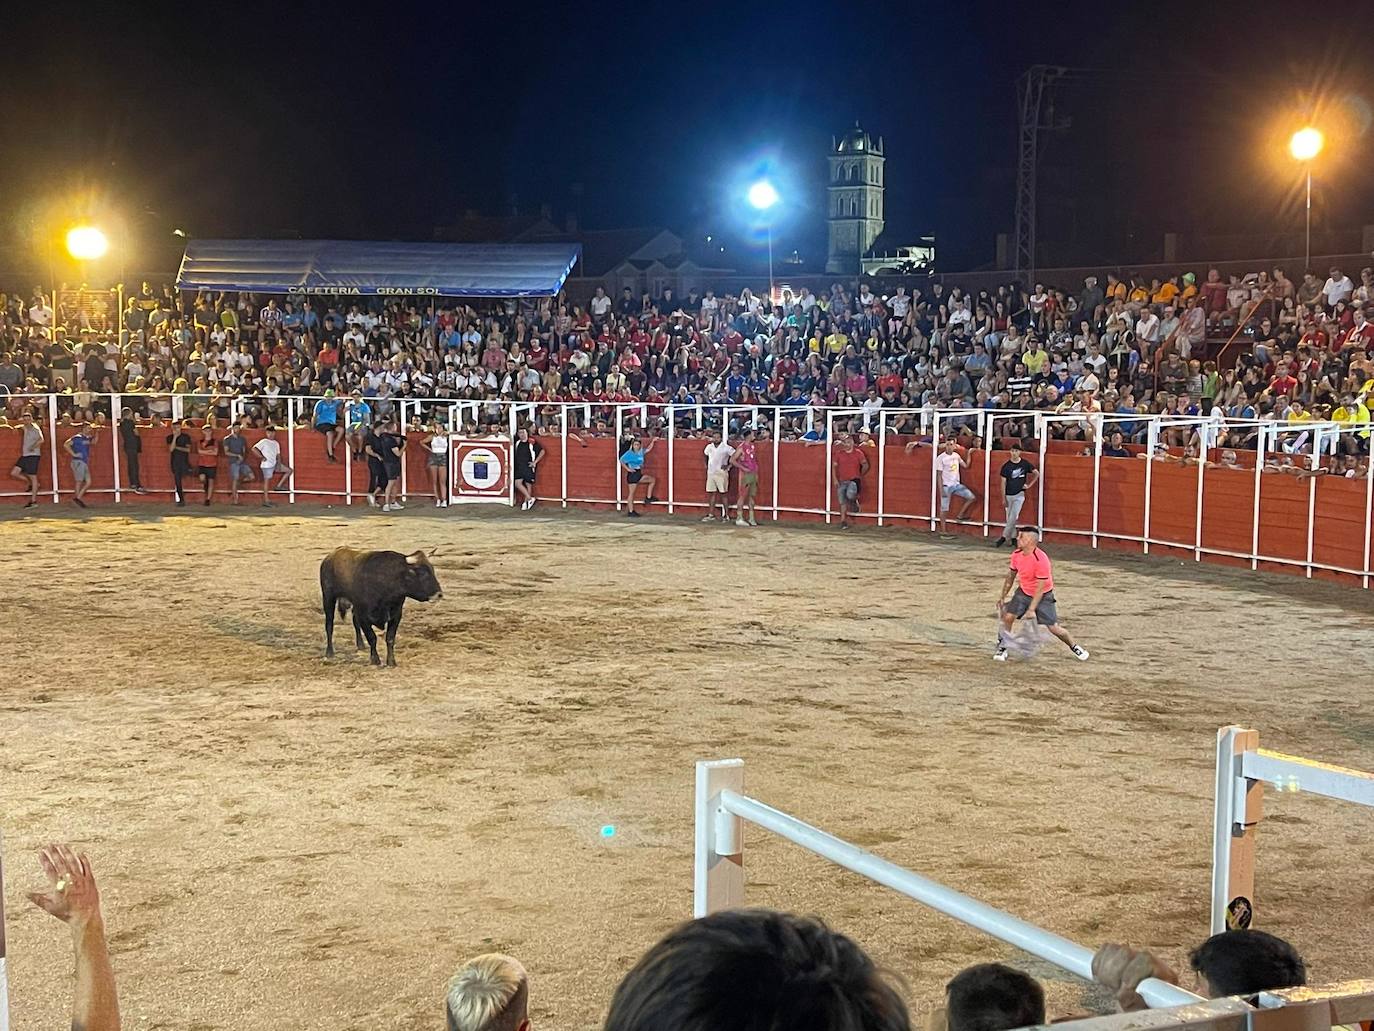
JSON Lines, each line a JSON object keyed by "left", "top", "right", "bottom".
{"left": 1211, "top": 726, "right": 1262, "bottom": 935}
{"left": 694, "top": 759, "right": 744, "bottom": 917}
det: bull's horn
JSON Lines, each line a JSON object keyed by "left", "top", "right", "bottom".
{"left": 406, "top": 551, "right": 425, "bottom": 565}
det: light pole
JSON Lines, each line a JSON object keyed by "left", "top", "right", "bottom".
{"left": 1289, "top": 127, "right": 1323, "bottom": 270}
{"left": 747, "top": 179, "right": 780, "bottom": 302}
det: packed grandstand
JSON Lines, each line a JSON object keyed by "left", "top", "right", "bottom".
{"left": 2, "top": 265, "right": 1372, "bottom": 446}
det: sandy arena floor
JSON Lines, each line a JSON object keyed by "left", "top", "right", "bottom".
{"left": 1, "top": 504, "right": 1373, "bottom": 1031}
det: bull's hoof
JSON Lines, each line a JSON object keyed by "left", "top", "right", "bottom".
{"left": 370, "top": 656, "right": 382, "bottom": 667}
{"left": 325, "top": 648, "right": 335, "bottom": 658}
{"left": 386, "top": 658, "right": 397, "bottom": 668}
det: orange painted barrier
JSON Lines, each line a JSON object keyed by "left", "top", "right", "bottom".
{"left": 3, "top": 421, "right": 1371, "bottom": 587}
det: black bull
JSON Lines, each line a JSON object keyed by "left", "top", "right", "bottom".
{"left": 320, "top": 547, "right": 444, "bottom": 666}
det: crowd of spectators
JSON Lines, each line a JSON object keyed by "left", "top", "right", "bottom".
{"left": 18, "top": 839, "right": 1340, "bottom": 1031}
{"left": 2, "top": 264, "right": 1372, "bottom": 459}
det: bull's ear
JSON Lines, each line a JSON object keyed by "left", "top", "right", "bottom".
{"left": 406, "top": 551, "right": 425, "bottom": 565}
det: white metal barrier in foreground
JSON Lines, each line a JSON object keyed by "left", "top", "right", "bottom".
{"left": 1, "top": 830, "right": 8, "bottom": 1031}
{"left": 694, "top": 758, "right": 1202, "bottom": 1010}
{"left": 1211, "top": 726, "right": 1374, "bottom": 935}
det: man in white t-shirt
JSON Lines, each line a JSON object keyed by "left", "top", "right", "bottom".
{"left": 590, "top": 287, "right": 612, "bottom": 322}
{"left": 253, "top": 426, "right": 294, "bottom": 506}
{"left": 1323, "top": 267, "right": 1354, "bottom": 308}
{"left": 934, "top": 438, "right": 977, "bottom": 538}
{"left": 702, "top": 429, "right": 734, "bottom": 521}
{"left": 1134, "top": 309, "right": 1161, "bottom": 349}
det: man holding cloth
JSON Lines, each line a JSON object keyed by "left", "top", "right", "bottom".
{"left": 995, "top": 526, "right": 1090, "bottom": 662}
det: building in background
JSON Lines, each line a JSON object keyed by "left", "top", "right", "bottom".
{"left": 826, "top": 124, "right": 885, "bottom": 274}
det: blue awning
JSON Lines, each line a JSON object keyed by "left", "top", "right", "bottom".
{"left": 175, "top": 239, "right": 581, "bottom": 297}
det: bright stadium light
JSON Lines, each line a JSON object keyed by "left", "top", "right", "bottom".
{"left": 1288, "top": 127, "right": 1324, "bottom": 268}
{"left": 747, "top": 180, "right": 780, "bottom": 210}
{"left": 66, "top": 225, "right": 109, "bottom": 261}
{"left": 746, "top": 180, "right": 781, "bottom": 300}
{"left": 1289, "top": 126, "right": 1323, "bottom": 161}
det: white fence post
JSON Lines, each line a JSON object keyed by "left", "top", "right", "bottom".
{"left": 0, "top": 827, "right": 9, "bottom": 1031}
{"left": 1211, "top": 726, "right": 1262, "bottom": 935}
{"left": 46, "top": 393, "right": 59, "bottom": 504}
{"left": 286, "top": 397, "right": 298, "bottom": 505}
{"left": 693, "top": 759, "right": 745, "bottom": 918}
{"left": 111, "top": 394, "right": 123, "bottom": 503}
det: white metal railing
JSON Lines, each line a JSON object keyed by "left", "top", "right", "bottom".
{"left": 694, "top": 758, "right": 1203, "bottom": 1010}
{"left": 3, "top": 393, "right": 1372, "bottom": 585}
{"left": 1211, "top": 726, "right": 1374, "bottom": 935}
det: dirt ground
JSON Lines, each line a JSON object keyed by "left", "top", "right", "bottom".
{"left": 1, "top": 504, "right": 1373, "bottom": 1031}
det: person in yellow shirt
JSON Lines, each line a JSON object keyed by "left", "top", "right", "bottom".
{"left": 1152, "top": 276, "right": 1180, "bottom": 305}
{"left": 1179, "top": 272, "right": 1198, "bottom": 303}
{"left": 825, "top": 330, "right": 848, "bottom": 355}
{"left": 1021, "top": 340, "right": 1048, "bottom": 375}
{"left": 1105, "top": 274, "right": 1127, "bottom": 302}
{"left": 1331, "top": 394, "right": 1371, "bottom": 443}
{"left": 807, "top": 336, "right": 822, "bottom": 355}
{"left": 1127, "top": 279, "right": 1149, "bottom": 304}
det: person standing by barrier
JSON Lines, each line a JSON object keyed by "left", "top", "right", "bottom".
{"left": 934, "top": 438, "right": 977, "bottom": 539}
{"left": 63, "top": 424, "right": 98, "bottom": 508}
{"left": 345, "top": 390, "right": 373, "bottom": 462}
{"left": 380, "top": 418, "right": 406, "bottom": 512}
{"left": 254, "top": 425, "right": 293, "bottom": 507}
{"left": 733, "top": 427, "right": 760, "bottom": 527}
{"left": 995, "top": 527, "right": 1089, "bottom": 662}
{"left": 364, "top": 421, "right": 389, "bottom": 509}
{"left": 10, "top": 408, "right": 44, "bottom": 508}
{"left": 619, "top": 434, "right": 657, "bottom": 517}
{"left": 117, "top": 407, "right": 147, "bottom": 494}
{"left": 168, "top": 418, "right": 194, "bottom": 507}
{"left": 422, "top": 418, "right": 451, "bottom": 508}
{"left": 702, "top": 429, "right": 734, "bottom": 521}
{"left": 994, "top": 444, "right": 1037, "bottom": 547}
{"left": 223, "top": 421, "right": 251, "bottom": 505}
{"left": 513, "top": 425, "right": 543, "bottom": 511}
{"left": 832, "top": 433, "right": 868, "bottom": 529}
{"left": 194, "top": 423, "right": 220, "bottom": 505}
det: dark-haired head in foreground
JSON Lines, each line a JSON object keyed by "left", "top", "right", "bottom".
{"left": 1189, "top": 930, "right": 1306, "bottom": 998}
{"left": 603, "top": 908, "right": 910, "bottom": 1031}
{"left": 945, "top": 963, "right": 1045, "bottom": 1031}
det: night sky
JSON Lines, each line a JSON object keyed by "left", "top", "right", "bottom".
{"left": 5, "top": 0, "right": 1372, "bottom": 276}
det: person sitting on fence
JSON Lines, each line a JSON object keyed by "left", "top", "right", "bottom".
{"left": 1092, "top": 930, "right": 1306, "bottom": 1012}
{"left": 444, "top": 953, "right": 530, "bottom": 1031}
{"left": 925, "top": 962, "right": 1045, "bottom": 1031}
{"left": 603, "top": 908, "right": 910, "bottom": 1031}
{"left": 26, "top": 843, "right": 122, "bottom": 1031}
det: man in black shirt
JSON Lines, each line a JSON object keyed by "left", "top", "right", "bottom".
{"left": 513, "top": 426, "right": 543, "bottom": 511}
{"left": 364, "top": 424, "right": 389, "bottom": 509}
{"left": 118, "top": 407, "right": 146, "bottom": 493}
{"left": 995, "top": 444, "right": 1037, "bottom": 547}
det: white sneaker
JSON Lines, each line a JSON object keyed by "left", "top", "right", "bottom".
{"left": 702, "top": 514, "right": 716, "bottom": 522}
{"left": 1071, "top": 645, "right": 1090, "bottom": 662}
{"left": 748, "top": 517, "right": 758, "bottom": 527}
{"left": 391, "top": 502, "right": 404, "bottom": 510}
{"left": 435, "top": 499, "right": 443, "bottom": 508}
{"left": 736, "top": 518, "right": 749, "bottom": 527}
{"left": 367, "top": 495, "right": 377, "bottom": 508}
{"left": 993, "top": 647, "right": 1008, "bottom": 662}
{"left": 440, "top": 501, "right": 448, "bottom": 508}
{"left": 382, "top": 503, "right": 392, "bottom": 512}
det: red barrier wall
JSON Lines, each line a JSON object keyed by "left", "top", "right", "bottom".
{"left": 3, "top": 424, "right": 1370, "bottom": 586}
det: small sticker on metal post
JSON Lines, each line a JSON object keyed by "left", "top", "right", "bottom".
{"left": 1226, "top": 895, "right": 1253, "bottom": 930}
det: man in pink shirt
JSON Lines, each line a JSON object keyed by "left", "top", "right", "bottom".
{"left": 732, "top": 427, "right": 761, "bottom": 527}
{"left": 994, "top": 527, "right": 1090, "bottom": 662}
